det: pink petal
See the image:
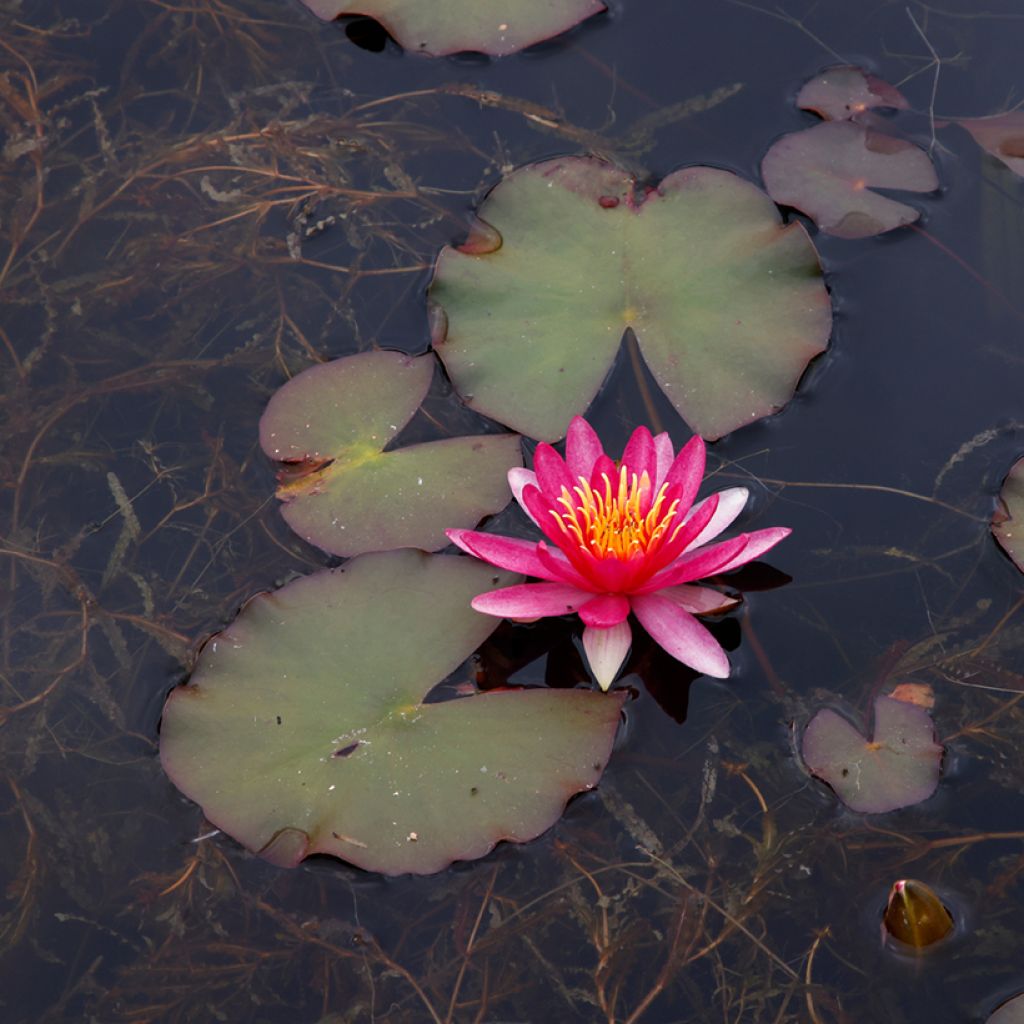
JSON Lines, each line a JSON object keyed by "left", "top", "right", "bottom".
{"left": 583, "top": 622, "right": 632, "bottom": 691}
{"left": 715, "top": 527, "right": 791, "bottom": 574}
{"left": 653, "top": 432, "right": 674, "bottom": 487}
{"left": 642, "top": 492, "right": 721, "bottom": 577}
{"left": 662, "top": 435, "right": 706, "bottom": 513}
{"left": 621, "top": 426, "right": 656, "bottom": 485}
{"left": 520, "top": 484, "right": 579, "bottom": 550}
{"left": 579, "top": 593, "right": 630, "bottom": 628}
{"left": 565, "top": 416, "right": 604, "bottom": 481}
{"left": 685, "top": 487, "right": 749, "bottom": 550}
{"left": 508, "top": 467, "right": 540, "bottom": 525}
{"left": 537, "top": 541, "right": 599, "bottom": 591}
{"left": 632, "top": 593, "right": 730, "bottom": 678}
{"left": 533, "top": 442, "right": 575, "bottom": 499}
{"left": 638, "top": 534, "right": 749, "bottom": 592}
{"left": 589, "top": 453, "right": 617, "bottom": 492}
{"left": 471, "top": 582, "right": 587, "bottom": 620}
{"left": 658, "top": 584, "right": 740, "bottom": 615}
{"left": 446, "top": 529, "right": 557, "bottom": 581}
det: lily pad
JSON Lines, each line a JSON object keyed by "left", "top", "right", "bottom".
{"left": 801, "top": 695, "right": 943, "bottom": 813}
{"left": 297, "top": 0, "right": 604, "bottom": 56}
{"left": 989, "top": 994, "right": 1024, "bottom": 1024}
{"left": 429, "top": 156, "right": 831, "bottom": 442}
{"left": 993, "top": 456, "right": 1024, "bottom": 573}
{"left": 160, "top": 550, "right": 624, "bottom": 875}
{"left": 796, "top": 66, "right": 908, "bottom": 122}
{"left": 959, "top": 112, "right": 1024, "bottom": 178}
{"left": 260, "top": 351, "right": 520, "bottom": 557}
{"left": 761, "top": 121, "right": 939, "bottom": 238}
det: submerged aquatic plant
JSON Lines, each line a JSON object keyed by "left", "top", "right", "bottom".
{"left": 447, "top": 417, "right": 790, "bottom": 689}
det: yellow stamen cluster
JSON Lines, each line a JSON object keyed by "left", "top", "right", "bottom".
{"left": 551, "top": 466, "right": 683, "bottom": 559}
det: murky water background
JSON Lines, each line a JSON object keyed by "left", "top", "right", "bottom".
{"left": 2, "top": 0, "right": 1024, "bottom": 1020}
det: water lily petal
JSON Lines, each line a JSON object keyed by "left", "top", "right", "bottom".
{"left": 621, "top": 426, "right": 656, "bottom": 486}
{"left": 537, "top": 541, "right": 599, "bottom": 591}
{"left": 715, "top": 527, "right": 791, "bottom": 574}
{"left": 533, "top": 442, "right": 576, "bottom": 499}
{"left": 579, "top": 593, "right": 631, "bottom": 628}
{"left": 638, "top": 534, "right": 749, "bottom": 592}
{"left": 653, "top": 432, "right": 674, "bottom": 488}
{"left": 583, "top": 622, "right": 632, "bottom": 691}
{"left": 643, "top": 491, "right": 721, "bottom": 577}
{"left": 508, "top": 467, "right": 540, "bottom": 524}
{"left": 471, "top": 582, "right": 588, "bottom": 620}
{"left": 662, "top": 435, "right": 706, "bottom": 513}
{"left": 658, "top": 584, "right": 740, "bottom": 615}
{"left": 520, "top": 484, "right": 581, "bottom": 550}
{"left": 565, "top": 416, "right": 604, "bottom": 482}
{"left": 446, "top": 529, "right": 557, "bottom": 580}
{"left": 685, "top": 487, "right": 749, "bottom": 550}
{"left": 589, "top": 453, "right": 618, "bottom": 493}
{"left": 632, "top": 593, "right": 730, "bottom": 678}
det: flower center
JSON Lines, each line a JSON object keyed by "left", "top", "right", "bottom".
{"left": 550, "top": 466, "right": 683, "bottom": 559}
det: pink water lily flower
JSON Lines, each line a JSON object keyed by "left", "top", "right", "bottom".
{"left": 446, "top": 417, "right": 790, "bottom": 690}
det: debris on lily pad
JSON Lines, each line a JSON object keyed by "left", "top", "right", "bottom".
{"left": 429, "top": 155, "right": 831, "bottom": 442}
{"left": 993, "top": 455, "right": 1024, "bottom": 573}
{"left": 989, "top": 993, "right": 1024, "bottom": 1024}
{"left": 297, "top": 0, "right": 605, "bottom": 57}
{"left": 801, "top": 695, "right": 943, "bottom": 813}
{"left": 160, "top": 550, "right": 625, "bottom": 876}
{"left": 882, "top": 878, "right": 954, "bottom": 950}
{"left": 260, "top": 350, "right": 520, "bottom": 557}
{"left": 797, "top": 66, "right": 908, "bottom": 122}
{"left": 958, "top": 112, "right": 1024, "bottom": 178}
{"left": 762, "top": 121, "right": 939, "bottom": 238}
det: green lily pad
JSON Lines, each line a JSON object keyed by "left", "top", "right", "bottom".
{"left": 989, "top": 994, "right": 1024, "bottom": 1024}
{"left": 993, "top": 456, "right": 1024, "bottom": 573}
{"left": 761, "top": 121, "right": 939, "bottom": 238}
{"left": 260, "top": 351, "right": 520, "bottom": 557}
{"left": 297, "top": 0, "right": 604, "bottom": 56}
{"left": 160, "top": 550, "right": 624, "bottom": 875}
{"left": 429, "top": 156, "right": 831, "bottom": 442}
{"left": 959, "top": 112, "right": 1024, "bottom": 178}
{"left": 796, "top": 66, "right": 908, "bottom": 122}
{"left": 801, "top": 695, "right": 943, "bottom": 813}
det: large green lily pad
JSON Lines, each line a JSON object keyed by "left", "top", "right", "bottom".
{"left": 160, "top": 550, "right": 624, "bottom": 875}
{"left": 761, "top": 121, "right": 939, "bottom": 238}
{"left": 298, "top": 0, "right": 604, "bottom": 56}
{"left": 993, "top": 456, "right": 1024, "bottom": 573}
{"left": 429, "top": 156, "right": 831, "bottom": 442}
{"left": 801, "top": 695, "right": 943, "bottom": 813}
{"left": 260, "top": 351, "right": 520, "bottom": 557}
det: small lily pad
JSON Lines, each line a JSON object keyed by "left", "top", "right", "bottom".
{"left": 796, "top": 66, "right": 908, "bottom": 122}
{"left": 993, "top": 456, "right": 1024, "bottom": 573}
{"left": 297, "top": 0, "right": 605, "bottom": 56}
{"left": 160, "top": 550, "right": 624, "bottom": 875}
{"left": 959, "top": 112, "right": 1024, "bottom": 178}
{"left": 989, "top": 994, "right": 1024, "bottom": 1024}
{"left": 429, "top": 156, "right": 831, "bottom": 442}
{"left": 260, "top": 351, "right": 520, "bottom": 557}
{"left": 801, "top": 695, "right": 943, "bottom": 813}
{"left": 761, "top": 121, "right": 939, "bottom": 238}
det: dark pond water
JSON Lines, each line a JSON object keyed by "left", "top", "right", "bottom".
{"left": 2, "top": 0, "right": 1024, "bottom": 1020}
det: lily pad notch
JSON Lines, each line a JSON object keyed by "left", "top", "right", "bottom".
{"left": 160, "top": 550, "right": 625, "bottom": 875}
{"left": 429, "top": 155, "right": 832, "bottom": 442}
{"left": 260, "top": 350, "right": 521, "bottom": 557}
